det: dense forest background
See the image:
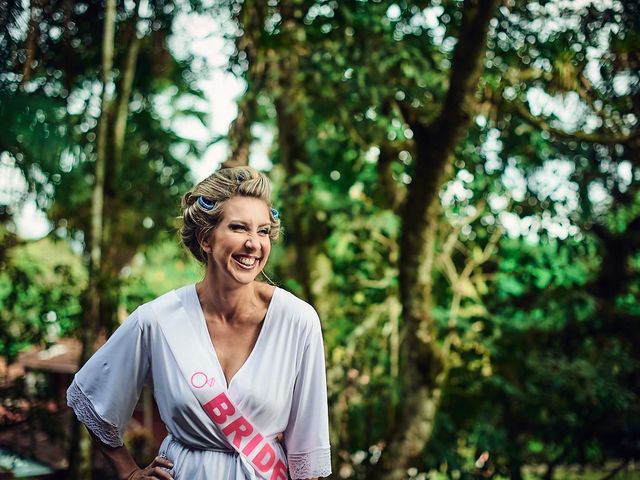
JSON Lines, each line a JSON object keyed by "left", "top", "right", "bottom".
{"left": 1, "top": 0, "right": 639, "bottom": 479}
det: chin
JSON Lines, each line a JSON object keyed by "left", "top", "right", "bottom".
{"left": 231, "top": 270, "right": 263, "bottom": 285}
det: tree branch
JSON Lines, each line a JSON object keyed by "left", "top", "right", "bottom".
{"left": 399, "top": 0, "right": 500, "bottom": 336}
{"left": 375, "top": 142, "right": 407, "bottom": 212}
{"left": 113, "top": 0, "right": 141, "bottom": 173}
{"left": 512, "top": 101, "right": 638, "bottom": 145}
{"left": 599, "top": 459, "right": 629, "bottom": 480}
{"left": 499, "top": 67, "right": 634, "bottom": 142}
{"left": 431, "top": 0, "right": 500, "bottom": 145}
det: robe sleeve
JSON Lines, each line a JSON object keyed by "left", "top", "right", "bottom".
{"left": 66, "top": 308, "right": 150, "bottom": 447}
{"left": 284, "top": 311, "right": 332, "bottom": 479}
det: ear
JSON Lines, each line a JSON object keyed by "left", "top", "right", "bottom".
{"left": 196, "top": 229, "right": 213, "bottom": 253}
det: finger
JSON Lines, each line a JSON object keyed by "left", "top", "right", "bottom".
{"left": 151, "top": 456, "right": 174, "bottom": 469}
{"left": 150, "top": 466, "right": 174, "bottom": 480}
{"left": 276, "top": 432, "right": 284, "bottom": 442}
{"left": 140, "top": 468, "right": 172, "bottom": 480}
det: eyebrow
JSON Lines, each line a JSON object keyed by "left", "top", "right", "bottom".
{"left": 228, "top": 220, "right": 271, "bottom": 227}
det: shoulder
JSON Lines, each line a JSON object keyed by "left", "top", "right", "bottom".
{"left": 135, "top": 285, "right": 194, "bottom": 329}
{"left": 273, "top": 287, "right": 322, "bottom": 337}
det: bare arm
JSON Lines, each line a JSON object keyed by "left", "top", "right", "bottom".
{"left": 87, "top": 428, "right": 174, "bottom": 480}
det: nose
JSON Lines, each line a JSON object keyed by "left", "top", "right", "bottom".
{"left": 244, "top": 237, "right": 256, "bottom": 250}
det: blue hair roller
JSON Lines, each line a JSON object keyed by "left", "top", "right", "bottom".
{"left": 197, "top": 196, "right": 215, "bottom": 211}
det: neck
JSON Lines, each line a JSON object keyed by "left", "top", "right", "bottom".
{"left": 196, "top": 272, "right": 261, "bottom": 323}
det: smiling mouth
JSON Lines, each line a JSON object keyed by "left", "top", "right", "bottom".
{"left": 233, "top": 255, "right": 260, "bottom": 269}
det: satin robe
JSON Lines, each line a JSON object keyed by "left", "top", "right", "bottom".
{"left": 67, "top": 285, "right": 332, "bottom": 479}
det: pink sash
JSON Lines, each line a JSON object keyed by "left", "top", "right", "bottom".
{"left": 150, "top": 290, "right": 288, "bottom": 480}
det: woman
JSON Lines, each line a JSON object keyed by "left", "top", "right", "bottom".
{"left": 67, "top": 167, "right": 332, "bottom": 480}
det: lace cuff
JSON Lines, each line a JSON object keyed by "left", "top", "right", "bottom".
{"left": 288, "top": 447, "right": 332, "bottom": 479}
{"left": 66, "top": 380, "right": 124, "bottom": 447}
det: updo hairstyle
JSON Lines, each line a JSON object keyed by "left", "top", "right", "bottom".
{"left": 180, "top": 166, "right": 281, "bottom": 264}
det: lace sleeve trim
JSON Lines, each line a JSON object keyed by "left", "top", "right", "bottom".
{"left": 288, "top": 447, "right": 332, "bottom": 479}
{"left": 66, "top": 380, "right": 123, "bottom": 448}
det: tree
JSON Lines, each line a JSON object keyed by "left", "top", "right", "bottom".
{"left": 1, "top": 0, "right": 206, "bottom": 328}
{"left": 222, "top": 0, "right": 499, "bottom": 475}
{"left": 2, "top": 0, "right": 639, "bottom": 477}
{"left": 218, "top": 0, "right": 639, "bottom": 477}
{"left": 1, "top": 0, "right": 209, "bottom": 476}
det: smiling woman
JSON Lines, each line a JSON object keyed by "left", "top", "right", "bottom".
{"left": 67, "top": 167, "right": 332, "bottom": 480}
{"left": 200, "top": 196, "right": 273, "bottom": 284}
{"left": 180, "top": 167, "right": 281, "bottom": 266}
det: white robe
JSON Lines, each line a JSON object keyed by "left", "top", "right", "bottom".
{"left": 67, "top": 285, "right": 332, "bottom": 479}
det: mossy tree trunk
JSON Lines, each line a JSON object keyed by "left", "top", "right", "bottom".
{"left": 271, "top": 4, "right": 331, "bottom": 309}
{"left": 223, "top": 0, "right": 267, "bottom": 169}
{"left": 67, "top": 0, "right": 116, "bottom": 477}
{"left": 372, "top": 1, "right": 500, "bottom": 477}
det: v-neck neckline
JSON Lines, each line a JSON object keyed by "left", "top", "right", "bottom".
{"left": 189, "top": 284, "right": 279, "bottom": 390}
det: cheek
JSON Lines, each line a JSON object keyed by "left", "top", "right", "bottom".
{"left": 261, "top": 240, "right": 272, "bottom": 258}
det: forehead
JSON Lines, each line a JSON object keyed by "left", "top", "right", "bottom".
{"left": 221, "top": 196, "right": 270, "bottom": 222}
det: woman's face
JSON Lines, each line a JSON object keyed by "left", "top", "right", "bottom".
{"left": 202, "top": 196, "right": 272, "bottom": 286}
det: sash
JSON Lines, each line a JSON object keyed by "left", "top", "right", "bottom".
{"left": 150, "top": 290, "right": 288, "bottom": 480}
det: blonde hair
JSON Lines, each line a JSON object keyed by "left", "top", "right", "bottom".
{"left": 180, "top": 166, "right": 281, "bottom": 264}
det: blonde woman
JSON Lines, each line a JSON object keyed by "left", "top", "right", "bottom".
{"left": 67, "top": 167, "right": 331, "bottom": 480}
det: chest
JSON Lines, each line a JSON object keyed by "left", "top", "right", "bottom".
{"left": 206, "top": 318, "right": 264, "bottom": 386}
{"left": 149, "top": 308, "right": 301, "bottom": 432}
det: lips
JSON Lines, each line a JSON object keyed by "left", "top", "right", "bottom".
{"left": 232, "top": 255, "right": 260, "bottom": 269}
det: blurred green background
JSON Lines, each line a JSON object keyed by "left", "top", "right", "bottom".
{"left": 0, "top": 0, "right": 639, "bottom": 479}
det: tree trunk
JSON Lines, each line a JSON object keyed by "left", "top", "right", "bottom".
{"left": 272, "top": 8, "right": 328, "bottom": 305}
{"left": 543, "top": 460, "right": 558, "bottom": 480}
{"left": 102, "top": 0, "right": 141, "bottom": 332}
{"left": 67, "top": 0, "right": 116, "bottom": 477}
{"left": 224, "top": 95, "right": 255, "bottom": 168}
{"left": 84, "top": 0, "right": 116, "bottom": 364}
{"left": 373, "top": 1, "right": 499, "bottom": 477}
{"left": 223, "top": 0, "right": 266, "bottom": 168}
{"left": 274, "top": 89, "right": 321, "bottom": 304}
{"left": 19, "top": 0, "right": 41, "bottom": 87}
{"left": 112, "top": 2, "right": 141, "bottom": 174}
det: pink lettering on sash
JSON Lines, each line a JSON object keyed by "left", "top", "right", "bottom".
{"left": 270, "top": 459, "right": 288, "bottom": 480}
{"left": 203, "top": 392, "right": 235, "bottom": 424}
{"left": 242, "top": 432, "right": 264, "bottom": 456}
{"left": 253, "top": 443, "right": 276, "bottom": 472}
{"left": 222, "top": 416, "right": 254, "bottom": 448}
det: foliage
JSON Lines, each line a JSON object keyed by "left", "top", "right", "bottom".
{"left": 0, "top": 0, "right": 214, "bottom": 339}
{"left": 120, "top": 235, "right": 203, "bottom": 312}
{"left": 0, "top": 234, "right": 84, "bottom": 364}
{"left": 1, "top": 0, "right": 639, "bottom": 477}
{"left": 219, "top": 0, "right": 640, "bottom": 476}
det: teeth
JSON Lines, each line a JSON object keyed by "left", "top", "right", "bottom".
{"left": 237, "top": 256, "right": 256, "bottom": 266}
